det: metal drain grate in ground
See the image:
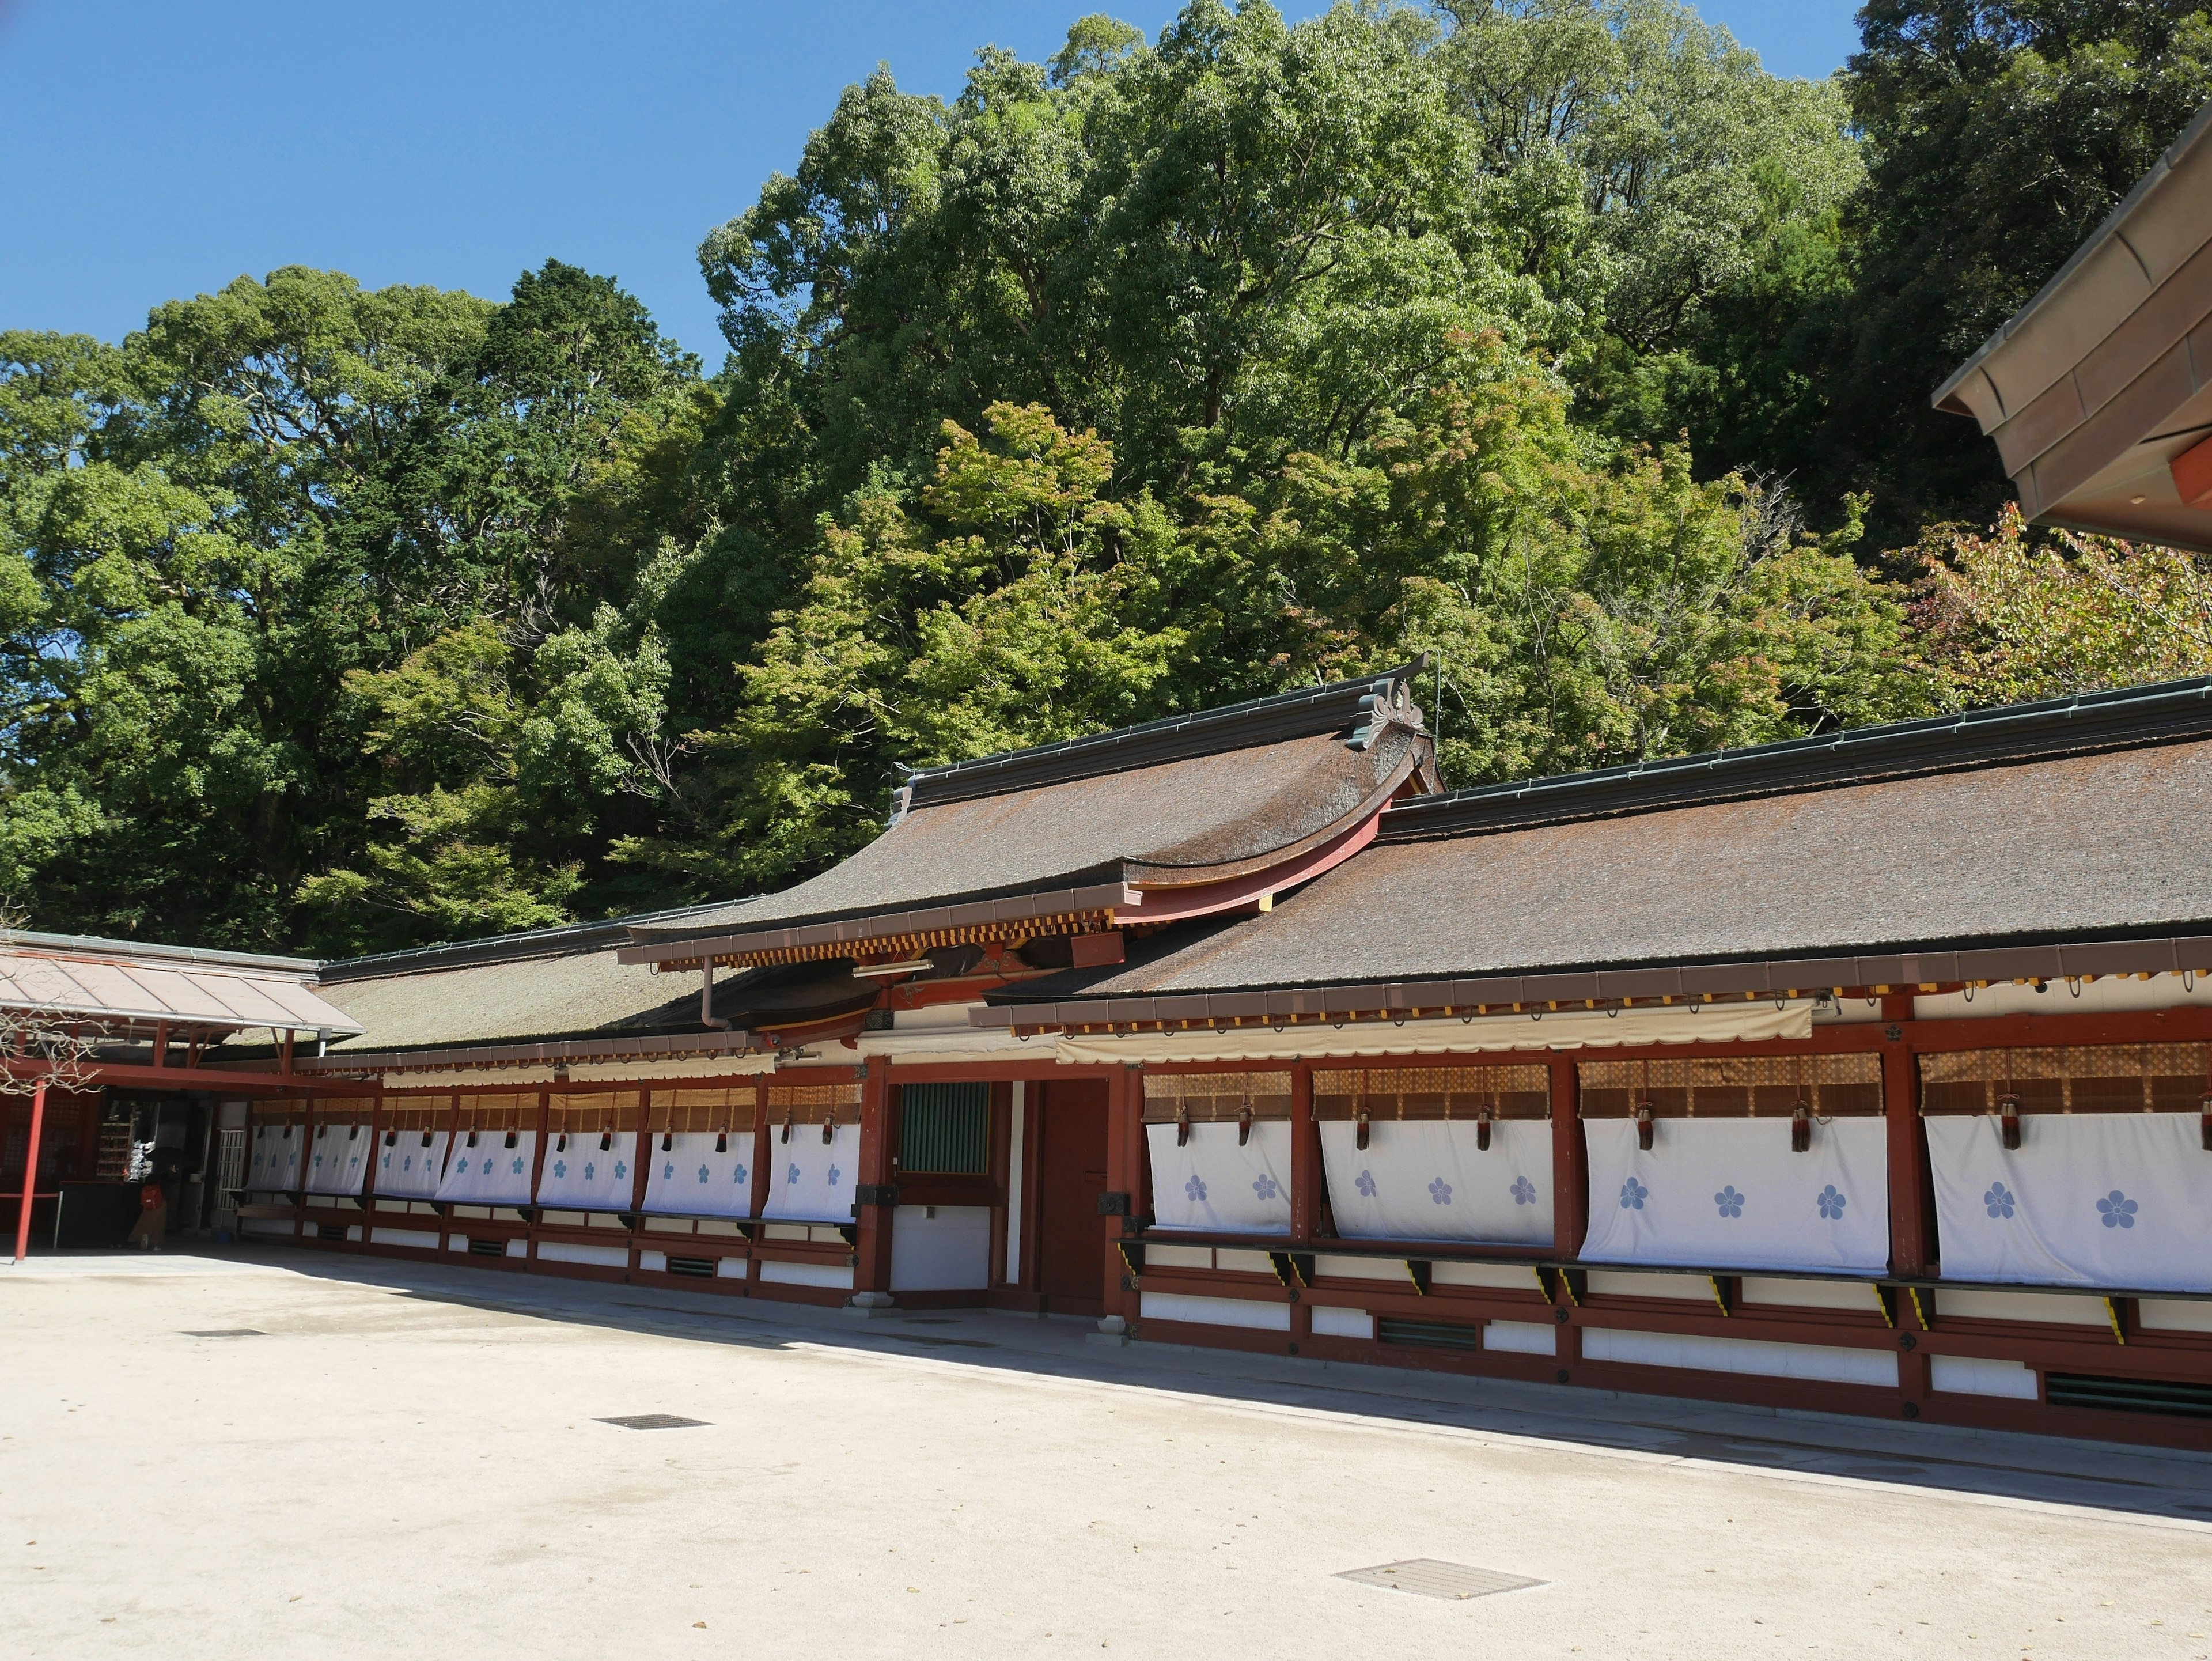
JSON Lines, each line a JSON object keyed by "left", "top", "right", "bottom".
{"left": 182, "top": 1329, "right": 266, "bottom": 1338}
{"left": 1335, "top": 1560, "right": 1544, "bottom": 1601}
{"left": 596, "top": 1414, "right": 709, "bottom": 1431}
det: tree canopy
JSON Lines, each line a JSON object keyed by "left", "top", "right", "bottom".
{"left": 5, "top": 1, "right": 2211, "bottom": 954}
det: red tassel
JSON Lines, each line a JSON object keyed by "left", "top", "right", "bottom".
{"left": 1999, "top": 1093, "right": 2022, "bottom": 1151}
{"left": 1237, "top": 1107, "right": 1253, "bottom": 1147}
{"left": 1354, "top": 1110, "right": 1369, "bottom": 1151}
{"left": 1634, "top": 1102, "right": 1654, "bottom": 1151}
{"left": 1476, "top": 1110, "right": 1493, "bottom": 1152}
{"left": 1176, "top": 1107, "right": 1191, "bottom": 1148}
{"left": 1790, "top": 1103, "right": 1810, "bottom": 1153}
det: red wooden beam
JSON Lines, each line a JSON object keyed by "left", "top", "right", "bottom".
{"left": 0, "top": 1058, "right": 347, "bottom": 1096}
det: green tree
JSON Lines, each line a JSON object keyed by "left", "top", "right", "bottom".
{"left": 1832, "top": 1, "right": 2212, "bottom": 547}
{"left": 0, "top": 262, "right": 719, "bottom": 952}
{"left": 1912, "top": 505, "right": 2212, "bottom": 705}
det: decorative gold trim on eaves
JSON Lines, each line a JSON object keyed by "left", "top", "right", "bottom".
{"left": 1007, "top": 987, "right": 1812, "bottom": 1038}
{"left": 656, "top": 909, "right": 1120, "bottom": 973}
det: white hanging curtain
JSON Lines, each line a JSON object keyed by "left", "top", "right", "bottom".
{"left": 763, "top": 1123, "right": 859, "bottom": 1223}
{"left": 1921, "top": 1041, "right": 2212, "bottom": 1291}
{"left": 247, "top": 1122, "right": 297, "bottom": 1193}
{"left": 1319, "top": 1120, "right": 1552, "bottom": 1246}
{"left": 643, "top": 1131, "right": 756, "bottom": 1217}
{"left": 374, "top": 1130, "right": 449, "bottom": 1201}
{"left": 1580, "top": 1117, "right": 1891, "bottom": 1274}
{"left": 759, "top": 1083, "right": 860, "bottom": 1224}
{"left": 1928, "top": 1113, "right": 2212, "bottom": 1291}
{"left": 536, "top": 1132, "right": 640, "bottom": 1209}
{"left": 1313, "top": 1064, "right": 1552, "bottom": 1246}
{"left": 1142, "top": 1072, "right": 1293, "bottom": 1235}
{"left": 304, "top": 1122, "right": 371, "bottom": 1197}
{"left": 436, "top": 1130, "right": 537, "bottom": 1205}
{"left": 1147, "top": 1121, "right": 1293, "bottom": 1234}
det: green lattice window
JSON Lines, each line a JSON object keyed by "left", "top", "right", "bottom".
{"left": 897, "top": 1083, "right": 990, "bottom": 1174}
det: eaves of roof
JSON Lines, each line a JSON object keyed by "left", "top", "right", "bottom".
{"left": 1377, "top": 676, "right": 2212, "bottom": 841}
{"left": 974, "top": 931, "right": 2212, "bottom": 1031}
{"left": 1932, "top": 96, "right": 2212, "bottom": 548}
{"left": 892, "top": 658, "right": 1429, "bottom": 814}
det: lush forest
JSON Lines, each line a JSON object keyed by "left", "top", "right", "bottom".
{"left": 5, "top": 0, "right": 2212, "bottom": 956}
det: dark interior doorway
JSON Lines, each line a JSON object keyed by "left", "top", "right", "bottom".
{"left": 1033, "top": 1080, "right": 1107, "bottom": 1318}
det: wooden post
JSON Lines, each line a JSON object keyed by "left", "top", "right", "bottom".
{"left": 1883, "top": 995, "right": 1929, "bottom": 1279}
{"left": 521, "top": 1088, "right": 551, "bottom": 1263}
{"left": 853, "top": 1058, "right": 895, "bottom": 1297}
{"left": 440, "top": 1091, "right": 462, "bottom": 1253}
{"left": 12, "top": 1080, "right": 47, "bottom": 1263}
{"left": 1290, "top": 1064, "right": 1317, "bottom": 1242}
{"left": 986, "top": 1080, "right": 1012, "bottom": 1289}
{"left": 1103, "top": 1065, "right": 1136, "bottom": 1321}
{"left": 1017, "top": 1084, "right": 1043, "bottom": 1296}
{"left": 747, "top": 1078, "right": 772, "bottom": 1220}
{"left": 1289, "top": 1062, "right": 1315, "bottom": 1350}
{"left": 358, "top": 1091, "right": 383, "bottom": 1253}
{"left": 1549, "top": 1057, "right": 1586, "bottom": 1260}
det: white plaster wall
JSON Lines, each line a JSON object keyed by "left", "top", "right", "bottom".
{"left": 889, "top": 1205, "right": 992, "bottom": 1291}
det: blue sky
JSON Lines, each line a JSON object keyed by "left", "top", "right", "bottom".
{"left": 0, "top": 1, "right": 1862, "bottom": 368}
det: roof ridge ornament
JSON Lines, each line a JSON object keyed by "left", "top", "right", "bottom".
{"left": 1346, "top": 654, "right": 1430, "bottom": 751}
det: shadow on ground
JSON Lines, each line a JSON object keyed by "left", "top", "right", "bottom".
{"left": 21, "top": 1244, "right": 2211, "bottom": 1529}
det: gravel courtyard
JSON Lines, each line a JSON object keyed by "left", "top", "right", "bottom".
{"left": 3, "top": 1249, "right": 2208, "bottom": 1660}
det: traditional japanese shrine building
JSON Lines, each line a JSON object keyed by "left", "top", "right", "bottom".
{"left": 183, "top": 665, "right": 2212, "bottom": 1450}
{"left": 20, "top": 104, "right": 2212, "bottom": 1451}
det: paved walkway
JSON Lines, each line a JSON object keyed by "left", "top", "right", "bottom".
{"left": 4, "top": 1247, "right": 2209, "bottom": 1659}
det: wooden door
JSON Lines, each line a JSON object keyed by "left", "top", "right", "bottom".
{"left": 1034, "top": 1080, "right": 1108, "bottom": 1317}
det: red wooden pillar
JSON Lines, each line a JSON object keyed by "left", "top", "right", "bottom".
{"left": 1548, "top": 1058, "right": 1586, "bottom": 1259}
{"left": 358, "top": 1091, "right": 384, "bottom": 1253}
{"left": 1016, "top": 1083, "right": 1043, "bottom": 1296}
{"left": 1882, "top": 994, "right": 1929, "bottom": 1280}
{"left": 1287, "top": 1064, "right": 1316, "bottom": 1349}
{"left": 1549, "top": 1056, "right": 1585, "bottom": 1376}
{"left": 1289, "top": 1065, "right": 1318, "bottom": 1240}
{"left": 986, "top": 1081, "right": 1012, "bottom": 1289}
{"left": 1101, "top": 1065, "right": 1137, "bottom": 1321}
{"left": 439, "top": 1091, "right": 463, "bottom": 1252}
{"left": 747, "top": 1078, "right": 774, "bottom": 1220}
{"left": 629, "top": 1089, "right": 656, "bottom": 1213}
{"left": 12, "top": 1080, "right": 47, "bottom": 1263}
{"left": 853, "top": 1058, "right": 896, "bottom": 1297}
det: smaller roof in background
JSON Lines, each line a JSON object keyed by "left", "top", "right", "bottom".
{"left": 623, "top": 664, "right": 1440, "bottom": 967}
{"left": 0, "top": 932, "right": 361, "bottom": 1035}
{"left": 1935, "top": 98, "right": 2212, "bottom": 548}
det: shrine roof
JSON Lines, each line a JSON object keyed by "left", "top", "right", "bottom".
{"left": 619, "top": 664, "right": 1438, "bottom": 967}
{"left": 987, "top": 679, "right": 2212, "bottom": 1019}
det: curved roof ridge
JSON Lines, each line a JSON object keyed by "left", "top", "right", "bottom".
{"left": 1380, "top": 676, "right": 2212, "bottom": 841}
{"left": 892, "top": 658, "right": 1429, "bottom": 816}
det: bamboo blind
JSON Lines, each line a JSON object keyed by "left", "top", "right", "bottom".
{"left": 1919, "top": 1042, "right": 2210, "bottom": 1115}
{"left": 650, "top": 1085, "right": 761, "bottom": 1134}
{"left": 1578, "top": 1054, "right": 1883, "bottom": 1118}
{"left": 1312, "top": 1064, "right": 1550, "bottom": 1121}
{"left": 1139, "top": 1072, "right": 1294, "bottom": 1123}
{"left": 763, "top": 1080, "right": 862, "bottom": 1126}
{"left": 378, "top": 1100, "right": 446, "bottom": 1133}
{"left": 547, "top": 1091, "right": 644, "bottom": 1134}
